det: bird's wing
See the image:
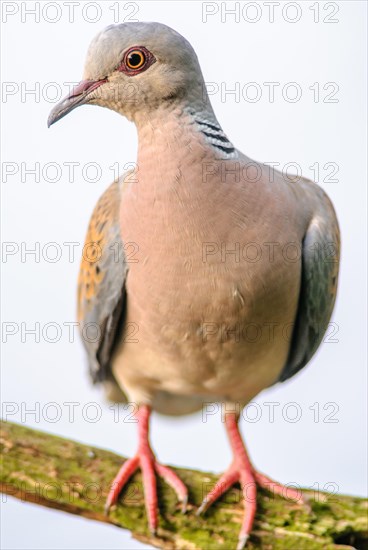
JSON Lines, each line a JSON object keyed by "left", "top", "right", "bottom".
{"left": 279, "top": 190, "right": 340, "bottom": 382}
{"left": 77, "top": 173, "right": 131, "bottom": 383}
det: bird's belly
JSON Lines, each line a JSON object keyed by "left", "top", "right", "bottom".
{"left": 112, "top": 254, "right": 300, "bottom": 413}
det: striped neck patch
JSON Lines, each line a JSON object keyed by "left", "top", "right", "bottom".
{"left": 193, "top": 116, "right": 237, "bottom": 159}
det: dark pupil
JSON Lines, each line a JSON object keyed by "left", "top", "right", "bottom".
{"left": 128, "top": 53, "right": 143, "bottom": 67}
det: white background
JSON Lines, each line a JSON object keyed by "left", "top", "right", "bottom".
{"left": 1, "top": 1, "right": 367, "bottom": 549}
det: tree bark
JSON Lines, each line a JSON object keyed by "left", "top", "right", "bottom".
{"left": 1, "top": 421, "right": 367, "bottom": 550}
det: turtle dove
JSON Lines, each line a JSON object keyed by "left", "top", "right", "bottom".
{"left": 48, "top": 22, "right": 340, "bottom": 549}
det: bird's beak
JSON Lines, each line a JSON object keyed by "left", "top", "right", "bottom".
{"left": 47, "top": 78, "right": 107, "bottom": 127}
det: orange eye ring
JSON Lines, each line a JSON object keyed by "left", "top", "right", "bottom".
{"left": 118, "top": 46, "right": 155, "bottom": 76}
{"left": 125, "top": 49, "right": 146, "bottom": 70}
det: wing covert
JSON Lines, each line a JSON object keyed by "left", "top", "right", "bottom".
{"left": 77, "top": 176, "right": 128, "bottom": 383}
{"left": 279, "top": 193, "right": 340, "bottom": 382}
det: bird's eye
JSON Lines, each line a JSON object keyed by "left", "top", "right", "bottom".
{"left": 126, "top": 49, "right": 146, "bottom": 70}
{"left": 118, "top": 46, "right": 155, "bottom": 76}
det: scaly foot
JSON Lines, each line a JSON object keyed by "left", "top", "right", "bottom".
{"left": 104, "top": 405, "right": 188, "bottom": 534}
{"left": 197, "top": 412, "right": 305, "bottom": 549}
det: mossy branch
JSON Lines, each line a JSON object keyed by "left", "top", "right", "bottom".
{"left": 1, "top": 421, "right": 367, "bottom": 550}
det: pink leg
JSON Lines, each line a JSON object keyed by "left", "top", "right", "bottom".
{"left": 198, "top": 413, "right": 305, "bottom": 549}
{"left": 105, "top": 405, "right": 188, "bottom": 534}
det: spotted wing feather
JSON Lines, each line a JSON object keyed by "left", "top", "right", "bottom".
{"left": 77, "top": 177, "right": 128, "bottom": 383}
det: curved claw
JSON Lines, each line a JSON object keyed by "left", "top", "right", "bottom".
{"left": 236, "top": 533, "right": 249, "bottom": 550}
{"left": 181, "top": 494, "right": 188, "bottom": 514}
{"left": 196, "top": 498, "right": 209, "bottom": 516}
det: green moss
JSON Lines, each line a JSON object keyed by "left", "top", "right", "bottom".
{"left": 1, "top": 421, "right": 367, "bottom": 550}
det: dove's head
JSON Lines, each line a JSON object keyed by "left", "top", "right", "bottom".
{"left": 48, "top": 22, "right": 207, "bottom": 126}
